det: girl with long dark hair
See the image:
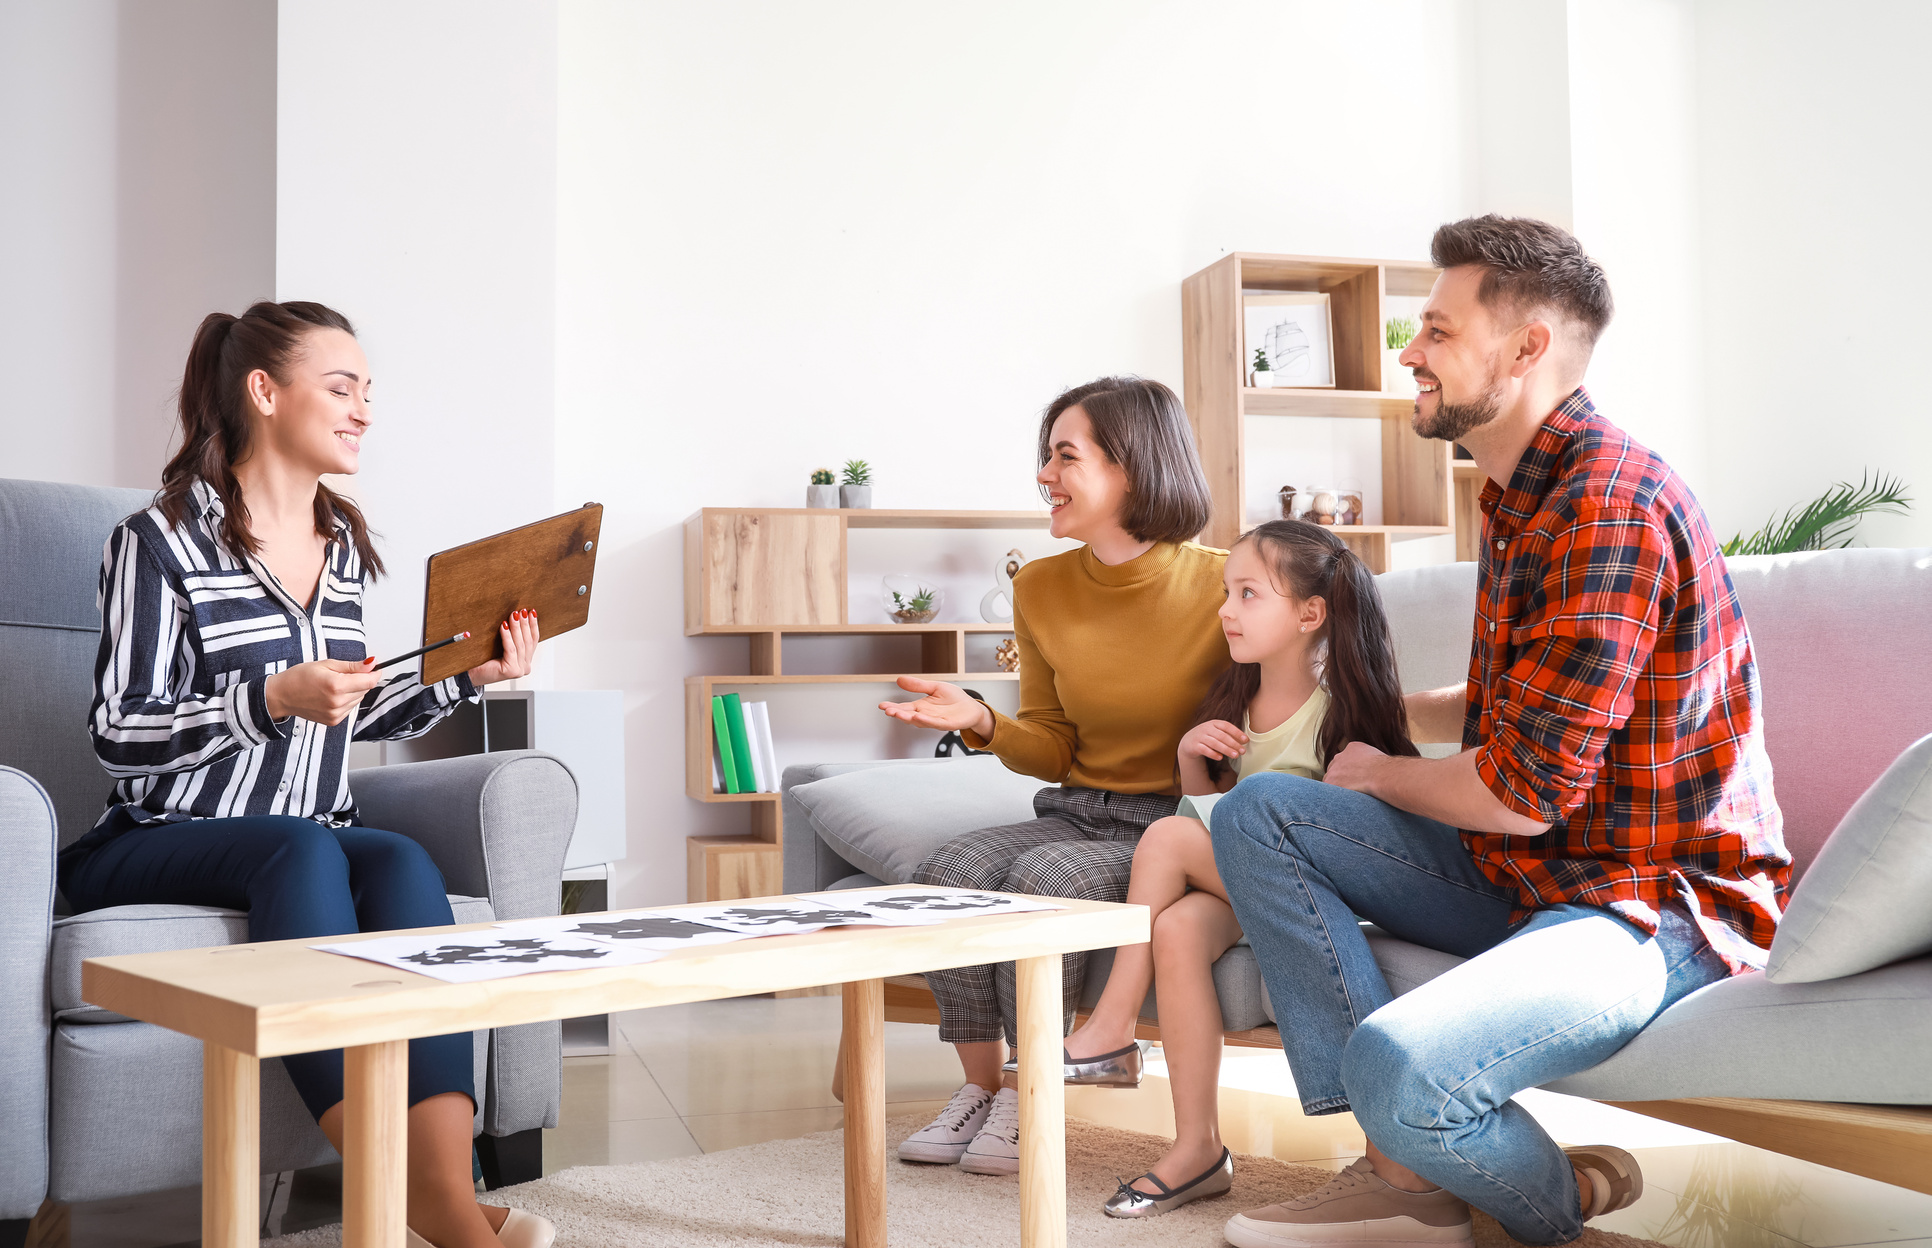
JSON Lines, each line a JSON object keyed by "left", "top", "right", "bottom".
{"left": 1066, "top": 519, "right": 1419, "bottom": 1219}
{"left": 59, "top": 302, "right": 552, "bottom": 1248}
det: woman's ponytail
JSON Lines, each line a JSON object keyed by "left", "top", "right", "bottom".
{"left": 1315, "top": 544, "right": 1419, "bottom": 765}
{"left": 156, "top": 301, "right": 383, "bottom": 577}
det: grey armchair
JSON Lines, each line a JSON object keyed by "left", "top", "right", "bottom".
{"left": 0, "top": 478, "right": 573, "bottom": 1243}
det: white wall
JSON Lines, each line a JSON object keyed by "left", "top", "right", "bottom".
{"left": 1692, "top": 0, "right": 1932, "bottom": 549}
{"left": 556, "top": 0, "right": 1483, "bottom": 905}
{"left": 0, "top": 0, "right": 274, "bottom": 489}
{"left": 276, "top": 0, "right": 560, "bottom": 662}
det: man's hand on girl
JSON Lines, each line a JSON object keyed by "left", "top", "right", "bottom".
{"left": 1324, "top": 740, "right": 1389, "bottom": 793}
{"left": 879, "top": 676, "right": 996, "bottom": 739}
{"left": 264, "top": 658, "right": 383, "bottom": 726}
{"left": 467, "top": 610, "right": 540, "bottom": 686}
{"left": 1181, "top": 719, "right": 1248, "bottom": 762}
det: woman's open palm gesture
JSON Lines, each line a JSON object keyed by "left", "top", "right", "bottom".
{"left": 878, "top": 676, "right": 996, "bottom": 740}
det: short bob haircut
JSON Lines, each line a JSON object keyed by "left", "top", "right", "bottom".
{"left": 1037, "top": 376, "right": 1213, "bottom": 545}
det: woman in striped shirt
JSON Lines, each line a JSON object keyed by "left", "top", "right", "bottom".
{"left": 59, "top": 302, "right": 551, "bottom": 1248}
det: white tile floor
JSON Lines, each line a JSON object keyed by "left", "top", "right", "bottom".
{"left": 545, "top": 996, "right": 1932, "bottom": 1248}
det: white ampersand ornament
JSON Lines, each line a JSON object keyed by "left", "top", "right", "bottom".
{"left": 979, "top": 548, "right": 1027, "bottom": 623}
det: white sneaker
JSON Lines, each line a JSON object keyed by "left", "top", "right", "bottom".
{"left": 958, "top": 1086, "right": 1021, "bottom": 1175}
{"left": 897, "top": 1083, "right": 996, "bottom": 1164}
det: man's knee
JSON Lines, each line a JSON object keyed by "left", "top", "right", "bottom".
{"left": 1341, "top": 1007, "right": 1470, "bottom": 1136}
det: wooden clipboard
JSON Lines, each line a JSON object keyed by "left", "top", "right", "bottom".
{"left": 419, "top": 504, "right": 604, "bottom": 684}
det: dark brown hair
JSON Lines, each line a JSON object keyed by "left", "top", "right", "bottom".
{"left": 1037, "top": 376, "right": 1212, "bottom": 545}
{"left": 1430, "top": 214, "right": 1614, "bottom": 347}
{"left": 157, "top": 301, "right": 383, "bottom": 577}
{"left": 1193, "top": 519, "right": 1417, "bottom": 774}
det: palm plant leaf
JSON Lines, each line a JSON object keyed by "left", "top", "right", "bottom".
{"left": 1721, "top": 471, "right": 1912, "bottom": 557}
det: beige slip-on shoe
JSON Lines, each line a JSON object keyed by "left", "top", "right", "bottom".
{"left": 408, "top": 1208, "right": 555, "bottom": 1248}
{"left": 1223, "top": 1156, "right": 1474, "bottom": 1248}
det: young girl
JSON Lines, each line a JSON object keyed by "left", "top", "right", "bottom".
{"left": 1058, "top": 518, "right": 1419, "bottom": 1219}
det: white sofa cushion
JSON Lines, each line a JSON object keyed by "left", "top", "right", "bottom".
{"left": 1767, "top": 733, "right": 1932, "bottom": 984}
{"left": 786, "top": 756, "right": 1046, "bottom": 884}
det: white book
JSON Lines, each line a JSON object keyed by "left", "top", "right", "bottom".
{"left": 745, "top": 700, "right": 778, "bottom": 793}
{"left": 712, "top": 747, "right": 725, "bottom": 794}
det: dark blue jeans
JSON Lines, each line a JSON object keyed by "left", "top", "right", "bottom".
{"left": 60, "top": 809, "right": 476, "bottom": 1122}
{"left": 1210, "top": 773, "right": 1729, "bottom": 1245}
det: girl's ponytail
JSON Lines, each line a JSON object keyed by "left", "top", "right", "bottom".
{"left": 1184, "top": 519, "right": 1419, "bottom": 771}
{"left": 1316, "top": 544, "right": 1420, "bottom": 764}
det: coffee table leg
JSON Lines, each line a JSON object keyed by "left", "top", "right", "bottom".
{"left": 202, "top": 1042, "right": 258, "bottom": 1248}
{"left": 841, "top": 978, "right": 886, "bottom": 1248}
{"left": 343, "top": 1040, "right": 409, "bottom": 1248}
{"left": 1015, "top": 954, "right": 1066, "bottom": 1248}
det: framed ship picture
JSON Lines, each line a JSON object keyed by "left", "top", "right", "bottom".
{"left": 1243, "top": 291, "right": 1335, "bottom": 388}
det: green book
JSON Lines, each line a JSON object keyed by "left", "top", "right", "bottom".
{"left": 711, "top": 695, "right": 743, "bottom": 794}
{"left": 721, "top": 692, "right": 758, "bottom": 794}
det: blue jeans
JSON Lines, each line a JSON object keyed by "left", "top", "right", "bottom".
{"left": 60, "top": 809, "right": 476, "bottom": 1122}
{"left": 1210, "top": 773, "right": 1729, "bottom": 1245}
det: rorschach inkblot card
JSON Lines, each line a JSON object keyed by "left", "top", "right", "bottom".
{"left": 313, "top": 932, "right": 666, "bottom": 983}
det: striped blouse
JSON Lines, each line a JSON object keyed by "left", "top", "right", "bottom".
{"left": 88, "top": 478, "right": 476, "bottom": 830}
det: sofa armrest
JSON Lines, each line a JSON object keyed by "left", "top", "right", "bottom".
{"left": 349, "top": 750, "right": 576, "bottom": 1137}
{"left": 350, "top": 750, "right": 577, "bottom": 922}
{"left": 0, "top": 767, "right": 56, "bottom": 1218}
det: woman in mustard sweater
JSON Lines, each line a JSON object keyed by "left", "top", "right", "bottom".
{"left": 878, "top": 376, "right": 1229, "bottom": 1175}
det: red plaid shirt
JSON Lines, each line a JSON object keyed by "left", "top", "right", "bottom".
{"left": 1463, "top": 389, "right": 1788, "bottom": 972}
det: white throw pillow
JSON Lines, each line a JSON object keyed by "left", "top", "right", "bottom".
{"left": 788, "top": 756, "right": 1048, "bottom": 884}
{"left": 1766, "top": 732, "right": 1932, "bottom": 984}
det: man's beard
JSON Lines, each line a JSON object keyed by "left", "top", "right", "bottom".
{"left": 1412, "top": 367, "right": 1506, "bottom": 443}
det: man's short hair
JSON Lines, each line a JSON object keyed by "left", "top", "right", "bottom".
{"left": 1430, "top": 215, "right": 1614, "bottom": 346}
{"left": 1038, "top": 376, "right": 1212, "bottom": 545}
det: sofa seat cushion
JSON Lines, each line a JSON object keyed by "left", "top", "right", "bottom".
{"left": 787, "top": 756, "right": 1048, "bottom": 885}
{"left": 1768, "top": 732, "right": 1932, "bottom": 984}
{"left": 53, "top": 894, "right": 494, "bottom": 1023}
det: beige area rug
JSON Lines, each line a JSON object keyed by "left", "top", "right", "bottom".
{"left": 265, "top": 1115, "right": 1666, "bottom": 1248}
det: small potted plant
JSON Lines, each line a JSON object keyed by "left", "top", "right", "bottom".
{"left": 840, "top": 459, "right": 873, "bottom": 509}
{"left": 1384, "top": 317, "right": 1419, "bottom": 397}
{"left": 881, "top": 576, "right": 943, "bottom": 623}
{"left": 806, "top": 468, "right": 839, "bottom": 509}
{"left": 1251, "top": 347, "right": 1276, "bottom": 389}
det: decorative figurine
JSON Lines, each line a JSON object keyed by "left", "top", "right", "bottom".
{"left": 979, "top": 548, "right": 1027, "bottom": 623}
{"left": 995, "top": 638, "right": 1021, "bottom": 672}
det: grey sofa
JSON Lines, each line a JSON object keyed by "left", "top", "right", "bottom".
{"left": 783, "top": 547, "right": 1932, "bottom": 1180}
{"left": 1, "top": 478, "right": 574, "bottom": 1239}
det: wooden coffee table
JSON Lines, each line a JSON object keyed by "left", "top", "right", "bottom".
{"left": 83, "top": 893, "right": 1147, "bottom": 1248}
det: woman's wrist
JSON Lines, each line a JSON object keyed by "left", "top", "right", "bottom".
{"left": 263, "top": 671, "right": 288, "bottom": 721}
{"left": 970, "top": 702, "right": 996, "bottom": 741}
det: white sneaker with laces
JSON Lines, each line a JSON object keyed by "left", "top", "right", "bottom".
{"left": 897, "top": 1083, "right": 996, "bottom": 1164}
{"left": 958, "top": 1086, "right": 1022, "bottom": 1175}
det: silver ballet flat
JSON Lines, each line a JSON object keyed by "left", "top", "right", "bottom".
{"left": 1001, "top": 1040, "right": 1144, "bottom": 1088}
{"left": 1103, "top": 1147, "right": 1234, "bottom": 1218}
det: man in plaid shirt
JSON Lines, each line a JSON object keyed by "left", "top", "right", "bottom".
{"left": 1213, "top": 216, "right": 1789, "bottom": 1248}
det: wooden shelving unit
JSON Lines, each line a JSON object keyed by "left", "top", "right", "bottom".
{"left": 683, "top": 507, "right": 1042, "bottom": 900}
{"left": 1453, "top": 460, "right": 1487, "bottom": 562}
{"left": 1181, "top": 252, "right": 1453, "bottom": 571}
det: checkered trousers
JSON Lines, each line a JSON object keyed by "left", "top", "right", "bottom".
{"left": 911, "top": 786, "right": 1180, "bottom": 1045}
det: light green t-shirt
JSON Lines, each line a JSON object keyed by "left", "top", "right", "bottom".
{"left": 1176, "top": 686, "right": 1330, "bottom": 828}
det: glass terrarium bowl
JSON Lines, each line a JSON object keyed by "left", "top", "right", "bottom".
{"left": 881, "top": 574, "right": 945, "bottom": 624}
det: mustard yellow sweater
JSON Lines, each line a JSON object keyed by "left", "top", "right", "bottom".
{"left": 962, "top": 541, "right": 1229, "bottom": 795}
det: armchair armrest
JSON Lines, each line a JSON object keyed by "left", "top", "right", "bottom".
{"left": 0, "top": 767, "right": 56, "bottom": 1218}
{"left": 350, "top": 749, "right": 577, "bottom": 922}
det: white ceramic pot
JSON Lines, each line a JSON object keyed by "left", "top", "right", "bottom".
{"left": 1252, "top": 370, "right": 1277, "bottom": 389}
{"left": 806, "top": 484, "right": 840, "bottom": 508}
{"left": 840, "top": 484, "right": 872, "bottom": 509}
{"left": 1383, "top": 348, "right": 1418, "bottom": 396}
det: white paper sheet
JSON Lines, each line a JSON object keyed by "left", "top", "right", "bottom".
{"left": 793, "top": 886, "right": 1068, "bottom": 920}
{"left": 315, "top": 932, "right": 666, "bottom": 983}
{"left": 494, "top": 910, "right": 754, "bottom": 951}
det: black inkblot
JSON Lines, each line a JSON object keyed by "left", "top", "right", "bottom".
{"left": 718, "top": 907, "right": 877, "bottom": 927}
{"left": 866, "top": 894, "right": 1006, "bottom": 912}
{"left": 572, "top": 917, "right": 735, "bottom": 941}
{"left": 399, "top": 938, "right": 610, "bottom": 967}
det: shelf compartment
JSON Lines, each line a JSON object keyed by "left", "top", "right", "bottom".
{"left": 1242, "top": 388, "right": 1417, "bottom": 420}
